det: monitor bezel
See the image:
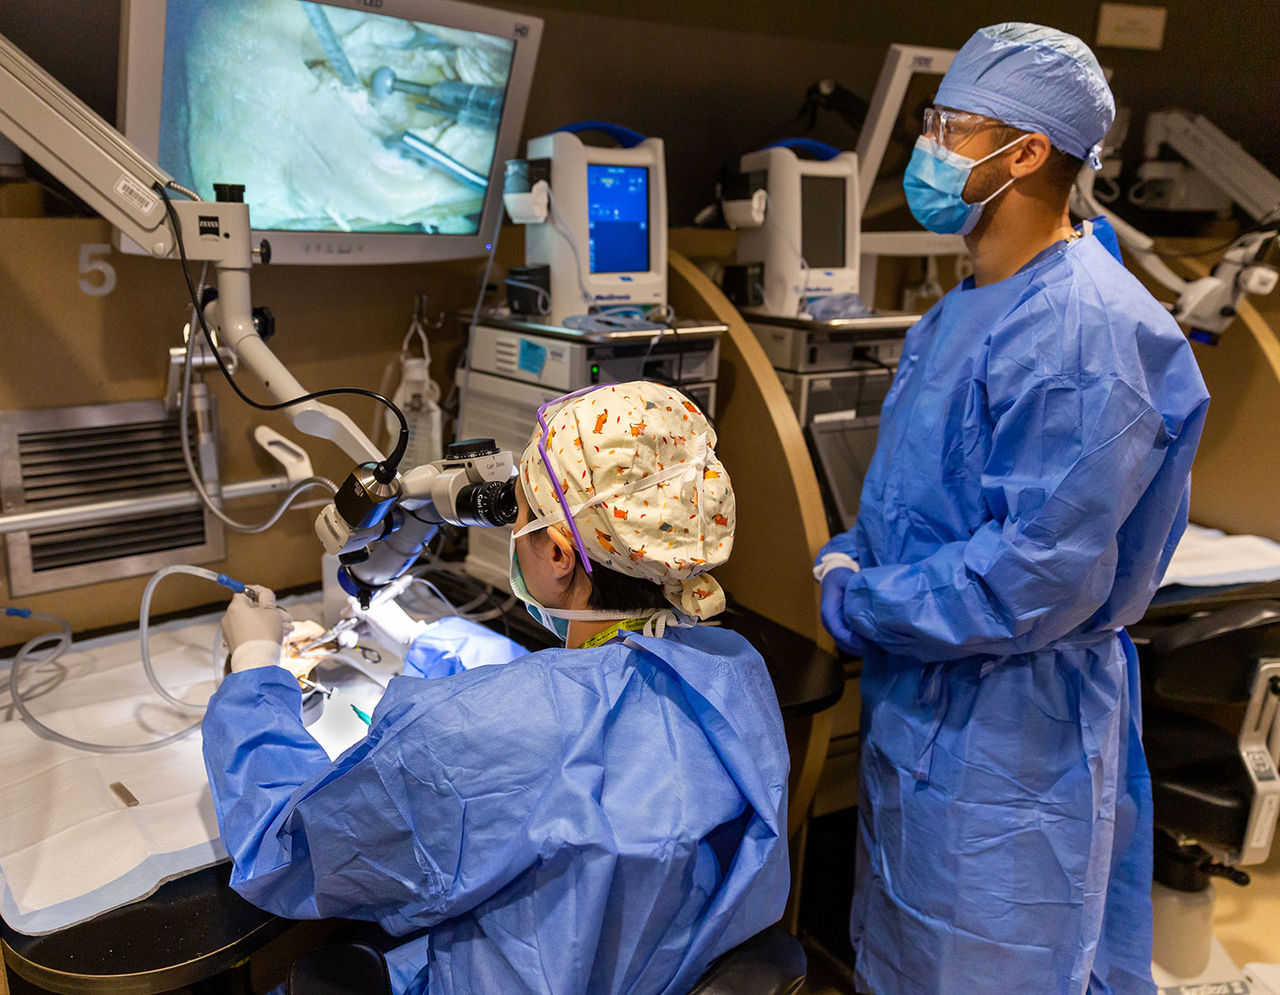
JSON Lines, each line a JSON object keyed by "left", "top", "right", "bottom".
{"left": 524, "top": 131, "right": 667, "bottom": 324}
{"left": 735, "top": 145, "right": 860, "bottom": 315}
{"left": 117, "top": 0, "right": 542, "bottom": 264}
{"left": 855, "top": 43, "right": 962, "bottom": 259}
{"left": 799, "top": 172, "right": 848, "bottom": 270}
{"left": 807, "top": 416, "right": 881, "bottom": 532}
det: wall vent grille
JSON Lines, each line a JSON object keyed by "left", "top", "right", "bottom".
{"left": 0, "top": 400, "right": 224, "bottom": 596}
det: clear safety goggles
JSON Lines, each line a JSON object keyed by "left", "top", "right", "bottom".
{"left": 921, "top": 105, "right": 998, "bottom": 149}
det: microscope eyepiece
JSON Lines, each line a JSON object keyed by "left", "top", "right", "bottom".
{"left": 452, "top": 477, "right": 519, "bottom": 528}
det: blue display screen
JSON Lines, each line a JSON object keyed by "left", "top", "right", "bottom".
{"left": 587, "top": 165, "right": 650, "bottom": 273}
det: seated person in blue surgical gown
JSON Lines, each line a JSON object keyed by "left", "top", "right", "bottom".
{"left": 202, "top": 381, "right": 789, "bottom": 995}
{"left": 814, "top": 23, "right": 1211, "bottom": 995}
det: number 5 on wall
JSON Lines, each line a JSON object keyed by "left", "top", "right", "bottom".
{"left": 78, "top": 242, "right": 117, "bottom": 297}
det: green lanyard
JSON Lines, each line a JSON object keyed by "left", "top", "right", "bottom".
{"left": 576, "top": 617, "right": 650, "bottom": 649}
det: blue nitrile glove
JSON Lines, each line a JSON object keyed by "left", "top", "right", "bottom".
{"left": 819, "top": 568, "right": 867, "bottom": 656}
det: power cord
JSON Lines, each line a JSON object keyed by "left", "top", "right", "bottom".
{"left": 154, "top": 183, "right": 409, "bottom": 483}
{"left": 177, "top": 265, "right": 339, "bottom": 533}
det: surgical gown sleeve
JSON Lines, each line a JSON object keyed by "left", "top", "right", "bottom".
{"left": 401, "top": 616, "right": 528, "bottom": 679}
{"left": 201, "top": 662, "right": 564, "bottom": 934}
{"left": 837, "top": 307, "right": 1199, "bottom": 662}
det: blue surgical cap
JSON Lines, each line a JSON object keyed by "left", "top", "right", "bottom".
{"left": 935, "top": 22, "right": 1115, "bottom": 169}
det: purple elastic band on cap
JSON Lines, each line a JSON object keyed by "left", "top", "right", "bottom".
{"left": 532, "top": 383, "right": 618, "bottom": 575}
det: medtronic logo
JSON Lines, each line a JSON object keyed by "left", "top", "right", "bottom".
{"left": 595, "top": 293, "right": 634, "bottom": 301}
{"left": 198, "top": 216, "right": 220, "bottom": 238}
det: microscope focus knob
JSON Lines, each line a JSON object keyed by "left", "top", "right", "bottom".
{"left": 446, "top": 438, "right": 500, "bottom": 459}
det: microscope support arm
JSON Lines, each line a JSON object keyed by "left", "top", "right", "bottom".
{"left": 1073, "top": 169, "right": 1191, "bottom": 297}
{"left": 0, "top": 29, "right": 386, "bottom": 469}
{"left": 1073, "top": 124, "right": 1280, "bottom": 342}
{"left": 203, "top": 284, "right": 384, "bottom": 465}
{"left": 1144, "top": 110, "right": 1280, "bottom": 223}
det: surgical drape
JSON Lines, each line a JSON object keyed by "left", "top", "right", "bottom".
{"left": 202, "top": 623, "right": 789, "bottom": 995}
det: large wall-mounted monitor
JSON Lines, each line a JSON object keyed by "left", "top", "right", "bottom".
{"left": 118, "top": 0, "right": 542, "bottom": 264}
{"left": 524, "top": 129, "right": 667, "bottom": 326}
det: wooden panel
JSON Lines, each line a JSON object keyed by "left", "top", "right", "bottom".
{"left": 1131, "top": 245, "right": 1280, "bottom": 542}
{"left": 667, "top": 239, "right": 832, "bottom": 646}
{"left": 667, "top": 233, "right": 841, "bottom": 844}
{"left": 1182, "top": 271, "right": 1280, "bottom": 542}
{"left": 0, "top": 217, "right": 489, "bottom": 634}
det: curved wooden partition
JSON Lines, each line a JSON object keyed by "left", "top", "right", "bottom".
{"left": 668, "top": 234, "right": 837, "bottom": 844}
{"left": 1179, "top": 261, "right": 1280, "bottom": 542}
{"left": 666, "top": 244, "right": 833, "bottom": 644}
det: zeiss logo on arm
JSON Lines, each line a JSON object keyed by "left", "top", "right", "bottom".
{"left": 198, "top": 216, "right": 221, "bottom": 238}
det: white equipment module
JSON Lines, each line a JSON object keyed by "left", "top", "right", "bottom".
{"left": 523, "top": 126, "right": 669, "bottom": 324}
{"left": 731, "top": 142, "right": 862, "bottom": 318}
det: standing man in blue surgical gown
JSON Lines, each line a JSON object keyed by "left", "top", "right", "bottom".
{"left": 814, "top": 23, "right": 1211, "bottom": 995}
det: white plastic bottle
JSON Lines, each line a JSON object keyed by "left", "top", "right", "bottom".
{"left": 381, "top": 301, "right": 444, "bottom": 471}
{"left": 388, "top": 355, "right": 442, "bottom": 470}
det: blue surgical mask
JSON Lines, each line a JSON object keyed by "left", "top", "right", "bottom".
{"left": 509, "top": 534, "right": 570, "bottom": 641}
{"left": 903, "top": 134, "right": 1028, "bottom": 235}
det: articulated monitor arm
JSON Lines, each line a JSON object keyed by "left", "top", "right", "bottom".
{"left": 0, "top": 29, "right": 383, "bottom": 466}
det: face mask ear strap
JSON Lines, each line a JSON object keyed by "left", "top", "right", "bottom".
{"left": 970, "top": 134, "right": 1033, "bottom": 211}
{"left": 516, "top": 517, "right": 580, "bottom": 564}
{"left": 975, "top": 132, "right": 1031, "bottom": 168}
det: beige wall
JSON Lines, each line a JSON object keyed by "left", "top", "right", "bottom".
{"left": 0, "top": 217, "right": 492, "bottom": 636}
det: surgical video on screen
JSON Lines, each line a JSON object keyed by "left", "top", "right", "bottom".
{"left": 157, "top": 0, "right": 515, "bottom": 235}
{"left": 587, "top": 165, "right": 650, "bottom": 273}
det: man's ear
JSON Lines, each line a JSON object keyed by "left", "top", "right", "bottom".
{"left": 1011, "top": 132, "right": 1054, "bottom": 178}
